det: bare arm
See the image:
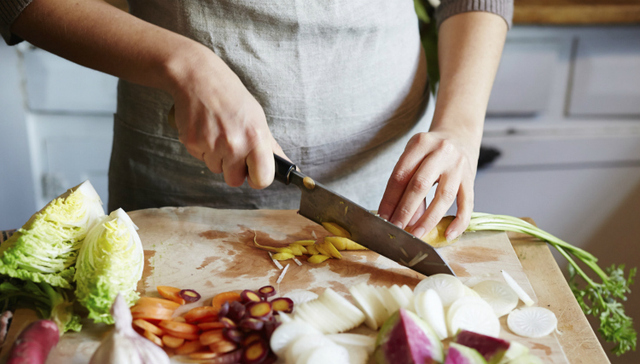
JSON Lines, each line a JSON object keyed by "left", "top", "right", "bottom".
{"left": 378, "top": 11, "right": 507, "bottom": 240}
{"left": 12, "top": 0, "right": 284, "bottom": 189}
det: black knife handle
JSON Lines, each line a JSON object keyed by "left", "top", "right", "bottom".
{"left": 274, "top": 154, "right": 296, "bottom": 185}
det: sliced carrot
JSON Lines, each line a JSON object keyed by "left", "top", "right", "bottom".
{"left": 210, "top": 291, "right": 242, "bottom": 312}
{"left": 131, "top": 305, "right": 174, "bottom": 321}
{"left": 162, "top": 335, "right": 185, "bottom": 349}
{"left": 189, "top": 352, "right": 219, "bottom": 360}
{"left": 184, "top": 306, "right": 218, "bottom": 324}
{"left": 158, "top": 320, "right": 200, "bottom": 335}
{"left": 157, "top": 285, "right": 187, "bottom": 305}
{"left": 136, "top": 296, "right": 181, "bottom": 310}
{"left": 143, "top": 330, "right": 163, "bottom": 347}
{"left": 133, "top": 319, "right": 164, "bottom": 336}
{"left": 199, "top": 329, "right": 224, "bottom": 346}
{"left": 174, "top": 340, "right": 204, "bottom": 356}
{"left": 173, "top": 316, "right": 186, "bottom": 323}
{"left": 196, "top": 315, "right": 218, "bottom": 323}
{"left": 161, "top": 329, "right": 200, "bottom": 341}
{"left": 210, "top": 339, "right": 237, "bottom": 354}
{"left": 197, "top": 322, "right": 226, "bottom": 331}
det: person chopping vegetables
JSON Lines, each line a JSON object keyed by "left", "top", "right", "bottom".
{"left": 0, "top": 0, "right": 511, "bottom": 241}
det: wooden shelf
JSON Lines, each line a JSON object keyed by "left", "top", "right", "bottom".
{"left": 514, "top": 0, "right": 640, "bottom": 25}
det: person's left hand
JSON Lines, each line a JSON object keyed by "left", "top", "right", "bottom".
{"left": 377, "top": 129, "right": 479, "bottom": 242}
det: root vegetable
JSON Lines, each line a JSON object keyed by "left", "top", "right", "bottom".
{"left": 136, "top": 296, "right": 181, "bottom": 310}
{"left": 179, "top": 289, "right": 201, "bottom": 303}
{"left": 132, "top": 319, "right": 164, "bottom": 336}
{"left": 321, "top": 222, "right": 351, "bottom": 238}
{"left": 472, "top": 280, "right": 518, "bottom": 317}
{"left": 501, "top": 271, "right": 535, "bottom": 307}
{"left": 156, "top": 286, "right": 186, "bottom": 305}
{"left": 414, "top": 274, "right": 465, "bottom": 307}
{"left": 258, "top": 285, "right": 276, "bottom": 298}
{"left": 271, "top": 297, "right": 294, "bottom": 313}
{"left": 161, "top": 335, "right": 184, "bottom": 349}
{"left": 247, "top": 302, "right": 273, "bottom": 321}
{"left": 6, "top": 320, "right": 59, "bottom": 364}
{"left": 507, "top": 307, "right": 557, "bottom": 338}
{"left": 210, "top": 292, "right": 242, "bottom": 312}
{"left": 241, "top": 290, "right": 262, "bottom": 304}
{"left": 184, "top": 306, "right": 218, "bottom": 323}
{"left": 308, "top": 254, "right": 330, "bottom": 264}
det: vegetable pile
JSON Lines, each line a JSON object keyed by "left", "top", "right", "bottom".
{"left": 466, "top": 212, "right": 637, "bottom": 355}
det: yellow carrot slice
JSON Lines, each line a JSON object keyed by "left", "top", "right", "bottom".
{"left": 321, "top": 222, "right": 351, "bottom": 238}
{"left": 320, "top": 241, "right": 342, "bottom": 259}
{"left": 294, "top": 240, "right": 316, "bottom": 246}
{"left": 308, "top": 255, "right": 331, "bottom": 264}
{"left": 307, "top": 245, "right": 320, "bottom": 255}
{"left": 289, "top": 243, "right": 308, "bottom": 254}
{"left": 272, "top": 252, "right": 295, "bottom": 261}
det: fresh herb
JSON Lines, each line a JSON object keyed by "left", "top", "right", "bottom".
{"left": 467, "top": 212, "right": 637, "bottom": 355}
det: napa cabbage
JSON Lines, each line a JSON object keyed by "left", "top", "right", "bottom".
{"left": 74, "top": 208, "right": 144, "bottom": 324}
{"left": 0, "top": 181, "right": 105, "bottom": 288}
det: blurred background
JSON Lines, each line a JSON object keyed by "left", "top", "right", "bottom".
{"left": 1, "top": 0, "right": 639, "bottom": 362}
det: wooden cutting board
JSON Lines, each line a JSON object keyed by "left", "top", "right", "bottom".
{"left": 42, "top": 207, "right": 568, "bottom": 363}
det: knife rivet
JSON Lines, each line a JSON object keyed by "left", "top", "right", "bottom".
{"left": 303, "top": 176, "right": 316, "bottom": 190}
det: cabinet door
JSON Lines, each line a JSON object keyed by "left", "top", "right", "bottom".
{"left": 569, "top": 35, "right": 640, "bottom": 117}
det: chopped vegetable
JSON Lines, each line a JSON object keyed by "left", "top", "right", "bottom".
{"left": 136, "top": 296, "right": 181, "bottom": 310}
{"left": 415, "top": 289, "right": 448, "bottom": 340}
{"left": 220, "top": 317, "right": 236, "bottom": 328}
{"left": 239, "top": 317, "right": 265, "bottom": 331}
{"left": 243, "top": 339, "right": 269, "bottom": 363}
{"left": 258, "top": 285, "right": 276, "bottom": 298}
{"left": 293, "top": 240, "right": 316, "bottom": 246}
{"left": 90, "top": 294, "right": 169, "bottom": 364}
{"left": 179, "top": 289, "right": 201, "bottom": 303}
{"left": 199, "top": 329, "right": 224, "bottom": 346}
{"left": 0, "top": 279, "right": 82, "bottom": 333}
{"left": 272, "top": 252, "right": 295, "bottom": 261}
{"left": 507, "top": 307, "right": 557, "bottom": 338}
{"left": 142, "top": 330, "right": 163, "bottom": 347}
{"left": 227, "top": 301, "right": 247, "bottom": 322}
{"left": 223, "top": 328, "right": 244, "bottom": 343}
{"left": 349, "top": 282, "right": 388, "bottom": 330}
{"left": 319, "top": 241, "right": 343, "bottom": 259}
{"left": 241, "top": 290, "right": 262, "bottom": 304}
{"left": 133, "top": 319, "right": 163, "bottom": 336}
{"left": 276, "top": 264, "right": 290, "bottom": 284}
{"left": 447, "top": 296, "right": 501, "bottom": 338}
{"left": 184, "top": 305, "right": 217, "bottom": 323}
{"left": 74, "top": 208, "right": 144, "bottom": 324}
{"left": 321, "top": 222, "right": 351, "bottom": 238}
{"left": 0, "top": 181, "right": 104, "bottom": 289}
{"left": 467, "top": 212, "right": 637, "bottom": 355}
{"left": 293, "top": 257, "right": 302, "bottom": 266}
{"left": 211, "top": 291, "right": 242, "bottom": 312}
{"left": 268, "top": 252, "right": 283, "bottom": 270}
{"left": 269, "top": 321, "right": 322, "bottom": 357}
{"left": 283, "top": 290, "right": 319, "bottom": 306}
{"left": 248, "top": 302, "right": 273, "bottom": 321}
{"left": 418, "top": 215, "right": 459, "bottom": 248}
{"left": 130, "top": 304, "right": 174, "bottom": 321}
{"left": 501, "top": 270, "right": 534, "bottom": 307}
{"left": 161, "top": 335, "right": 184, "bottom": 349}
{"left": 174, "top": 340, "right": 204, "bottom": 355}
{"left": 156, "top": 286, "right": 186, "bottom": 305}
{"left": 472, "top": 280, "right": 519, "bottom": 317}
{"left": 6, "top": 320, "right": 59, "bottom": 364}
{"left": 308, "top": 254, "right": 330, "bottom": 264}
{"left": 413, "top": 273, "right": 465, "bottom": 307}
{"left": 271, "top": 297, "right": 294, "bottom": 313}
{"left": 198, "top": 321, "right": 226, "bottom": 331}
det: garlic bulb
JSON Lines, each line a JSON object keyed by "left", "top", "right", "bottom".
{"left": 90, "top": 293, "right": 169, "bottom": 364}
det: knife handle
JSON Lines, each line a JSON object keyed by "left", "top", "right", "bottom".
{"left": 274, "top": 154, "right": 296, "bottom": 185}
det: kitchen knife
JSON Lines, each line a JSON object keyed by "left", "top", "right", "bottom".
{"left": 274, "top": 154, "right": 454, "bottom": 276}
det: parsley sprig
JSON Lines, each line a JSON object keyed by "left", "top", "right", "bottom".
{"left": 467, "top": 212, "right": 637, "bottom": 356}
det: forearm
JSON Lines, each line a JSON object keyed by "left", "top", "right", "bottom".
{"left": 430, "top": 11, "right": 508, "bottom": 146}
{"left": 11, "top": 0, "right": 211, "bottom": 95}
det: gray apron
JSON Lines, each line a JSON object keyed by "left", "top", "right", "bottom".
{"left": 108, "top": 0, "right": 431, "bottom": 213}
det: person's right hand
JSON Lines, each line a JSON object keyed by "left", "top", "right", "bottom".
{"left": 169, "top": 47, "right": 286, "bottom": 190}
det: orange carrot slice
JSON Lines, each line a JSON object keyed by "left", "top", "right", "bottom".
{"left": 133, "top": 319, "right": 164, "bottom": 336}
{"left": 197, "top": 322, "right": 226, "bottom": 331}
{"left": 136, "top": 296, "right": 181, "bottom": 310}
{"left": 162, "top": 335, "right": 185, "bottom": 349}
{"left": 158, "top": 320, "right": 200, "bottom": 335}
{"left": 131, "top": 305, "right": 174, "bottom": 321}
{"left": 157, "top": 286, "right": 187, "bottom": 305}
{"left": 143, "top": 330, "right": 163, "bottom": 347}
{"left": 175, "top": 340, "right": 204, "bottom": 355}
{"left": 210, "top": 339, "right": 237, "bottom": 354}
{"left": 184, "top": 306, "right": 218, "bottom": 323}
{"left": 199, "top": 329, "right": 225, "bottom": 346}
{"left": 211, "top": 291, "right": 242, "bottom": 312}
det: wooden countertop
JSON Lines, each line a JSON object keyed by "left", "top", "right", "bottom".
{"left": 514, "top": 0, "right": 640, "bottom": 25}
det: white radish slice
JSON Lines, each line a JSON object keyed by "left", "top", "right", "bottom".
{"left": 462, "top": 284, "right": 480, "bottom": 298}
{"left": 298, "top": 343, "right": 350, "bottom": 364}
{"left": 501, "top": 270, "right": 535, "bottom": 306}
{"left": 448, "top": 298, "right": 500, "bottom": 337}
{"left": 472, "top": 280, "right": 519, "bottom": 317}
{"left": 507, "top": 307, "right": 557, "bottom": 338}
{"left": 376, "top": 286, "right": 400, "bottom": 315}
{"left": 363, "top": 284, "right": 390, "bottom": 326}
{"left": 278, "top": 312, "right": 294, "bottom": 323}
{"left": 294, "top": 302, "right": 324, "bottom": 333}
{"left": 307, "top": 300, "right": 339, "bottom": 334}
{"left": 337, "top": 345, "right": 369, "bottom": 364}
{"left": 320, "top": 288, "right": 365, "bottom": 332}
{"left": 446, "top": 296, "right": 491, "bottom": 327}
{"left": 414, "top": 289, "right": 448, "bottom": 340}
{"left": 285, "top": 290, "right": 319, "bottom": 306}
{"left": 270, "top": 321, "right": 321, "bottom": 357}
{"left": 389, "top": 285, "right": 411, "bottom": 311}
{"left": 285, "top": 334, "right": 332, "bottom": 364}
{"left": 414, "top": 274, "right": 465, "bottom": 307}
{"left": 349, "top": 283, "right": 380, "bottom": 330}
{"left": 326, "top": 333, "right": 376, "bottom": 354}
{"left": 400, "top": 284, "right": 415, "bottom": 311}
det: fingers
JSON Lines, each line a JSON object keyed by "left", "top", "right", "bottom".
{"left": 445, "top": 178, "right": 474, "bottom": 240}
{"left": 246, "top": 142, "right": 275, "bottom": 189}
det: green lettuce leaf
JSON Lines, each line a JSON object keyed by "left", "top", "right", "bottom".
{"left": 0, "top": 279, "right": 82, "bottom": 333}
{"left": 0, "top": 181, "right": 105, "bottom": 288}
{"left": 74, "top": 208, "right": 144, "bottom": 324}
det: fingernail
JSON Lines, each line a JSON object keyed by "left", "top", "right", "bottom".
{"left": 412, "top": 227, "right": 426, "bottom": 239}
{"left": 379, "top": 214, "right": 389, "bottom": 221}
{"left": 392, "top": 221, "right": 404, "bottom": 229}
{"left": 446, "top": 230, "right": 458, "bottom": 242}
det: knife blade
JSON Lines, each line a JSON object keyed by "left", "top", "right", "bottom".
{"left": 274, "top": 155, "right": 454, "bottom": 276}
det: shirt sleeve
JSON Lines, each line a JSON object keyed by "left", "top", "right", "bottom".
{"left": 435, "top": 0, "right": 514, "bottom": 30}
{"left": 1, "top": 0, "right": 33, "bottom": 45}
